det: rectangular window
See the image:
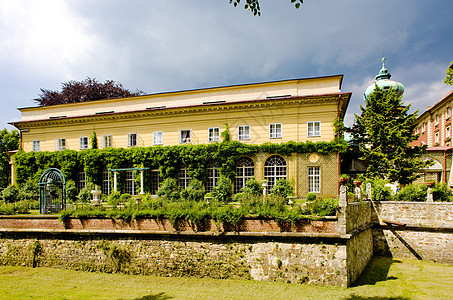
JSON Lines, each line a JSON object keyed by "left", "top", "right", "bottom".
{"left": 125, "top": 170, "right": 137, "bottom": 196}
{"left": 179, "top": 130, "right": 191, "bottom": 144}
{"left": 57, "top": 138, "right": 66, "bottom": 151}
{"left": 436, "top": 114, "right": 439, "bottom": 126}
{"left": 307, "top": 121, "right": 321, "bottom": 137}
{"left": 32, "top": 140, "right": 40, "bottom": 152}
{"left": 435, "top": 131, "right": 439, "bottom": 144}
{"left": 269, "top": 123, "right": 282, "bottom": 139}
{"left": 128, "top": 133, "right": 137, "bottom": 147}
{"left": 78, "top": 172, "right": 86, "bottom": 191}
{"left": 79, "top": 137, "right": 88, "bottom": 150}
{"left": 153, "top": 131, "right": 163, "bottom": 145}
{"left": 208, "top": 127, "right": 220, "bottom": 142}
{"left": 308, "top": 167, "right": 321, "bottom": 193}
{"left": 422, "top": 122, "right": 426, "bottom": 133}
{"left": 101, "top": 171, "right": 111, "bottom": 196}
{"left": 150, "top": 169, "right": 161, "bottom": 195}
{"left": 447, "top": 107, "right": 451, "bottom": 119}
{"left": 238, "top": 125, "right": 250, "bottom": 140}
{"left": 102, "top": 135, "right": 112, "bottom": 148}
{"left": 178, "top": 168, "right": 191, "bottom": 189}
{"left": 447, "top": 126, "right": 451, "bottom": 140}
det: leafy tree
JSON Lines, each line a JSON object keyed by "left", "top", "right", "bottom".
{"left": 34, "top": 77, "right": 144, "bottom": 106}
{"left": 229, "top": 0, "right": 303, "bottom": 16}
{"left": 270, "top": 178, "right": 294, "bottom": 198}
{"left": 445, "top": 61, "right": 453, "bottom": 86}
{"left": 350, "top": 86, "right": 429, "bottom": 185}
{"left": 90, "top": 132, "right": 98, "bottom": 149}
{"left": 0, "top": 129, "right": 19, "bottom": 190}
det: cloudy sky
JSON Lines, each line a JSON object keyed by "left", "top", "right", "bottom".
{"left": 1, "top": 0, "right": 452, "bottom": 130}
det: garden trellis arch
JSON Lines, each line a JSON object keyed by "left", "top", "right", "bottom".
{"left": 39, "top": 168, "right": 66, "bottom": 214}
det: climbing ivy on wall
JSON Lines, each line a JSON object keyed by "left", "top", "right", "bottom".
{"left": 14, "top": 140, "right": 346, "bottom": 191}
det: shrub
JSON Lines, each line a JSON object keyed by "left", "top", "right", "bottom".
{"left": 119, "top": 193, "right": 132, "bottom": 204}
{"left": 432, "top": 183, "right": 452, "bottom": 202}
{"left": 241, "top": 178, "right": 262, "bottom": 196}
{"left": 181, "top": 179, "right": 205, "bottom": 202}
{"left": 65, "top": 180, "right": 78, "bottom": 203}
{"left": 396, "top": 184, "right": 427, "bottom": 202}
{"left": 270, "top": 179, "right": 294, "bottom": 198}
{"left": 157, "top": 178, "right": 181, "bottom": 202}
{"left": 77, "top": 188, "right": 92, "bottom": 203}
{"left": 19, "top": 179, "right": 38, "bottom": 202}
{"left": 2, "top": 185, "right": 20, "bottom": 203}
{"left": 368, "top": 179, "right": 393, "bottom": 201}
{"left": 108, "top": 191, "right": 121, "bottom": 206}
{"left": 310, "top": 198, "right": 339, "bottom": 217}
{"left": 212, "top": 177, "right": 233, "bottom": 203}
{"left": 306, "top": 193, "right": 317, "bottom": 202}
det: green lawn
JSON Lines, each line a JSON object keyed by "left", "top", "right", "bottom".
{"left": 0, "top": 257, "right": 451, "bottom": 299}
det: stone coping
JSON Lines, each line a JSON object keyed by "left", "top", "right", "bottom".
{"left": 0, "top": 215, "right": 338, "bottom": 220}
{"left": 0, "top": 227, "right": 351, "bottom": 239}
{"left": 377, "top": 201, "right": 453, "bottom": 205}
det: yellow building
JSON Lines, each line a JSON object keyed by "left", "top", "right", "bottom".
{"left": 11, "top": 75, "right": 351, "bottom": 198}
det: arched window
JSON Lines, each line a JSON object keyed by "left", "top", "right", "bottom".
{"left": 234, "top": 157, "right": 255, "bottom": 194}
{"left": 264, "top": 155, "right": 287, "bottom": 190}
{"left": 206, "top": 161, "right": 219, "bottom": 193}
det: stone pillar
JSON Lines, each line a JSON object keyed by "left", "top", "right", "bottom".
{"left": 113, "top": 171, "right": 118, "bottom": 192}
{"left": 366, "top": 182, "right": 372, "bottom": 200}
{"left": 140, "top": 170, "right": 145, "bottom": 195}
{"left": 337, "top": 184, "right": 348, "bottom": 234}
{"left": 427, "top": 187, "right": 433, "bottom": 202}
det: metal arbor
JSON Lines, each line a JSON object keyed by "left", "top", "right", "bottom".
{"left": 39, "top": 168, "right": 66, "bottom": 214}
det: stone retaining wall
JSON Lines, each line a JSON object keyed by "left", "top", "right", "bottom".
{"left": 372, "top": 202, "right": 453, "bottom": 264}
{"left": 0, "top": 231, "right": 350, "bottom": 287}
{"left": 0, "top": 202, "right": 373, "bottom": 287}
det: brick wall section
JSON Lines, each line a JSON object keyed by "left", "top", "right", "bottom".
{"left": 372, "top": 202, "right": 453, "bottom": 264}
{"left": 0, "top": 216, "right": 337, "bottom": 233}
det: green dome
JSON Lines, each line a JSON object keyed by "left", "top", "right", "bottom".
{"left": 364, "top": 57, "right": 405, "bottom": 100}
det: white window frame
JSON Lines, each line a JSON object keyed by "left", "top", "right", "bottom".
{"left": 238, "top": 125, "right": 250, "bottom": 140}
{"left": 79, "top": 136, "right": 88, "bottom": 150}
{"left": 269, "top": 123, "right": 282, "bottom": 139}
{"left": 128, "top": 133, "right": 137, "bottom": 147}
{"left": 307, "top": 121, "right": 321, "bottom": 137}
{"left": 179, "top": 129, "right": 191, "bottom": 144}
{"left": 102, "top": 135, "right": 112, "bottom": 148}
{"left": 153, "top": 131, "right": 163, "bottom": 145}
{"left": 101, "top": 170, "right": 111, "bottom": 196}
{"left": 447, "top": 107, "right": 451, "bottom": 119}
{"left": 32, "top": 140, "right": 40, "bottom": 152}
{"left": 78, "top": 171, "right": 87, "bottom": 191}
{"left": 57, "top": 138, "right": 66, "bottom": 151}
{"left": 308, "top": 166, "right": 321, "bottom": 193}
{"left": 208, "top": 127, "right": 220, "bottom": 142}
{"left": 422, "top": 122, "right": 426, "bottom": 133}
{"left": 435, "top": 114, "right": 439, "bottom": 126}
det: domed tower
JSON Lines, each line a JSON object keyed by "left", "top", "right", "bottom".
{"left": 364, "top": 57, "right": 405, "bottom": 100}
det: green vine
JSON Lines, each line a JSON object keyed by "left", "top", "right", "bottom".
{"left": 14, "top": 140, "right": 346, "bottom": 192}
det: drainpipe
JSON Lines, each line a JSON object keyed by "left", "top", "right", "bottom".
{"left": 444, "top": 148, "right": 451, "bottom": 183}
{"left": 336, "top": 96, "right": 341, "bottom": 195}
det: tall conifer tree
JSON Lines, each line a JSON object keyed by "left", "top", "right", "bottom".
{"left": 351, "top": 86, "right": 429, "bottom": 185}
